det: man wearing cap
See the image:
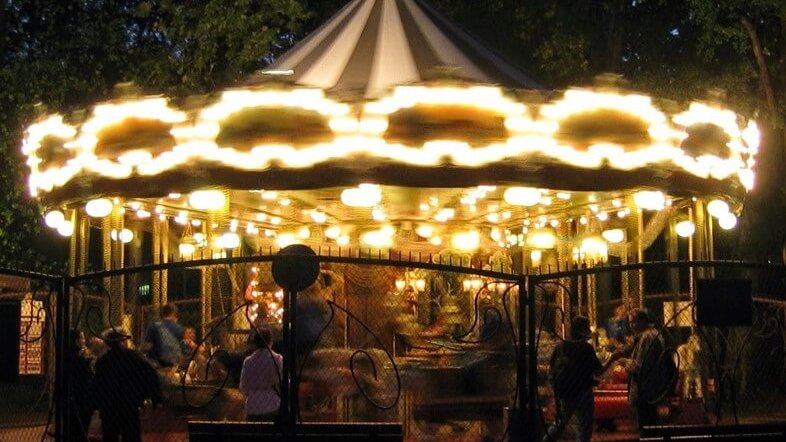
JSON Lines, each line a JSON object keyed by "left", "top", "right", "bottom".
{"left": 544, "top": 316, "right": 620, "bottom": 442}
{"left": 92, "top": 329, "right": 162, "bottom": 442}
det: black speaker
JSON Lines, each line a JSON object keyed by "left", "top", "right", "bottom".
{"left": 0, "top": 301, "right": 21, "bottom": 382}
{"left": 696, "top": 279, "right": 752, "bottom": 326}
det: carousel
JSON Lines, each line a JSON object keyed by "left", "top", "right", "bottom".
{"left": 20, "top": 0, "right": 759, "bottom": 437}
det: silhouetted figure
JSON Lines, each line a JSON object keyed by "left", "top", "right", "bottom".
{"left": 69, "top": 330, "right": 93, "bottom": 442}
{"left": 544, "top": 316, "right": 620, "bottom": 442}
{"left": 92, "top": 329, "right": 161, "bottom": 442}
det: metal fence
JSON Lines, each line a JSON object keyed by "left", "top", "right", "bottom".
{"left": 0, "top": 256, "right": 784, "bottom": 441}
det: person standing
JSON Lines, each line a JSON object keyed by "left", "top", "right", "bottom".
{"left": 239, "top": 327, "right": 283, "bottom": 421}
{"left": 92, "top": 329, "right": 162, "bottom": 442}
{"left": 141, "top": 303, "right": 184, "bottom": 368}
{"left": 68, "top": 330, "right": 94, "bottom": 442}
{"left": 620, "top": 308, "right": 673, "bottom": 430}
{"left": 544, "top": 316, "right": 620, "bottom": 442}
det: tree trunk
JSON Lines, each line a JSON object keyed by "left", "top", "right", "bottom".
{"left": 738, "top": 16, "right": 786, "bottom": 260}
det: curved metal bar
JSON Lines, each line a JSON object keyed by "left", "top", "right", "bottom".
{"left": 19, "top": 283, "right": 56, "bottom": 344}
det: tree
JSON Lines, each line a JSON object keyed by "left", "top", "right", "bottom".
{"left": 0, "top": 0, "right": 310, "bottom": 270}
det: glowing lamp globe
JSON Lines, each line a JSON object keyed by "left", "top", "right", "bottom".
{"left": 188, "top": 190, "right": 226, "bottom": 210}
{"left": 601, "top": 228, "right": 625, "bottom": 244}
{"left": 526, "top": 228, "right": 557, "bottom": 249}
{"left": 119, "top": 228, "right": 134, "bottom": 244}
{"left": 675, "top": 220, "right": 696, "bottom": 238}
{"left": 633, "top": 191, "right": 665, "bottom": 211}
{"left": 179, "top": 242, "right": 196, "bottom": 258}
{"left": 707, "top": 199, "right": 730, "bottom": 218}
{"left": 718, "top": 213, "right": 737, "bottom": 230}
{"left": 85, "top": 199, "right": 113, "bottom": 218}
{"left": 57, "top": 220, "right": 74, "bottom": 237}
{"left": 45, "top": 210, "right": 65, "bottom": 228}
{"left": 341, "top": 184, "right": 382, "bottom": 207}
{"left": 503, "top": 187, "right": 541, "bottom": 206}
{"left": 451, "top": 231, "right": 480, "bottom": 251}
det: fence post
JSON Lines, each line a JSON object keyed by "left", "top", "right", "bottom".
{"left": 54, "top": 275, "right": 71, "bottom": 442}
{"left": 280, "top": 289, "right": 298, "bottom": 435}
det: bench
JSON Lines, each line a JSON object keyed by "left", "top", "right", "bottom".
{"left": 188, "top": 421, "right": 403, "bottom": 441}
{"left": 641, "top": 423, "right": 786, "bottom": 441}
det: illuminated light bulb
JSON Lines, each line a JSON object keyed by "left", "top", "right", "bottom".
{"left": 429, "top": 196, "right": 439, "bottom": 207}
{"left": 530, "top": 250, "right": 542, "bottom": 267}
{"left": 395, "top": 280, "right": 406, "bottom": 291}
{"left": 526, "top": 228, "right": 557, "bottom": 249}
{"left": 580, "top": 235, "right": 609, "bottom": 263}
{"left": 540, "top": 197, "right": 553, "bottom": 206}
{"left": 486, "top": 212, "right": 500, "bottom": 223}
{"left": 276, "top": 233, "right": 297, "bottom": 248}
{"left": 270, "top": 217, "right": 281, "bottom": 225}
{"left": 550, "top": 219, "right": 560, "bottom": 228}
{"left": 460, "top": 196, "right": 477, "bottom": 205}
{"left": 341, "top": 185, "right": 382, "bottom": 208}
{"left": 246, "top": 223, "right": 258, "bottom": 235}
{"left": 256, "top": 213, "right": 268, "bottom": 222}
{"left": 263, "top": 230, "right": 274, "bottom": 237}
{"left": 119, "top": 228, "right": 134, "bottom": 244}
{"left": 279, "top": 198, "right": 291, "bottom": 207}
{"left": 372, "top": 207, "right": 387, "bottom": 221}
{"left": 325, "top": 226, "right": 342, "bottom": 240}
{"left": 506, "top": 234, "right": 518, "bottom": 245}
{"left": 502, "top": 211, "right": 512, "bottom": 220}
{"left": 230, "top": 219, "right": 239, "bottom": 230}
{"left": 179, "top": 242, "right": 196, "bottom": 258}
{"left": 589, "top": 204, "right": 599, "bottom": 213}
{"left": 633, "top": 190, "right": 666, "bottom": 211}
{"left": 361, "top": 229, "right": 393, "bottom": 248}
{"left": 251, "top": 266, "right": 258, "bottom": 273}
{"left": 420, "top": 203, "right": 430, "bottom": 212}
{"left": 297, "top": 226, "right": 310, "bottom": 239}
{"left": 579, "top": 216, "right": 588, "bottom": 225}
{"left": 451, "top": 231, "right": 480, "bottom": 251}
{"left": 154, "top": 205, "right": 164, "bottom": 214}
{"left": 45, "top": 210, "right": 65, "bottom": 228}
{"left": 129, "top": 201, "right": 142, "bottom": 210}
{"left": 193, "top": 233, "right": 206, "bottom": 244}
{"left": 490, "top": 228, "right": 502, "bottom": 242}
{"left": 675, "top": 220, "right": 696, "bottom": 237}
{"left": 503, "top": 187, "right": 541, "bottom": 206}
{"left": 462, "top": 279, "right": 472, "bottom": 292}
{"left": 617, "top": 210, "right": 627, "bottom": 219}
{"left": 311, "top": 210, "right": 327, "bottom": 224}
{"left": 85, "top": 199, "right": 113, "bottom": 218}
{"left": 416, "top": 225, "right": 434, "bottom": 238}
{"left": 598, "top": 212, "right": 609, "bottom": 221}
{"left": 110, "top": 229, "right": 118, "bottom": 241}
{"left": 471, "top": 279, "right": 483, "bottom": 290}
{"left": 429, "top": 236, "right": 443, "bottom": 246}
{"left": 707, "top": 199, "right": 730, "bottom": 218}
{"left": 57, "top": 220, "right": 74, "bottom": 237}
{"left": 137, "top": 209, "right": 151, "bottom": 219}
{"left": 601, "top": 228, "right": 625, "bottom": 244}
{"left": 188, "top": 190, "right": 226, "bottom": 210}
{"left": 556, "top": 192, "right": 571, "bottom": 200}
{"left": 718, "top": 213, "right": 737, "bottom": 230}
{"left": 612, "top": 199, "right": 623, "bottom": 207}
{"left": 415, "top": 279, "right": 426, "bottom": 291}
{"left": 191, "top": 219, "right": 202, "bottom": 227}
{"left": 159, "top": 214, "right": 167, "bottom": 221}
{"left": 261, "top": 191, "right": 278, "bottom": 200}
{"left": 217, "top": 232, "right": 240, "bottom": 249}
{"left": 174, "top": 211, "right": 188, "bottom": 225}
{"left": 168, "top": 193, "right": 181, "bottom": 199}
{"left": 336, "top": 235, "right": 350, "bottom": 246}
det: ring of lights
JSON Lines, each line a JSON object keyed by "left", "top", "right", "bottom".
{"left": 23, "top": 83, "right": 758, "bottom": 207}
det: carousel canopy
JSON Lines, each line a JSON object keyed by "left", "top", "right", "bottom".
{"left": 261, "top": 0, "right": 541, "bottom": 96}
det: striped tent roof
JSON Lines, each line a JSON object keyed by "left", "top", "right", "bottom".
{"left": 263, "top": 0, "right": 541, "bottom": 97}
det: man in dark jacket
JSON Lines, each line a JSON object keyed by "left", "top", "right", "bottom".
{"left": 92, "top": 329, "right": 161, "bottom": 442}
{"left": 544, "top": 316, "right": 619, "bottom": 442}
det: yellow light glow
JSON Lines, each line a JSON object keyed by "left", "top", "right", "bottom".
{"left": 429, "top": 236, "right": 443, "bottom": 246}
{"left": 718, "top": 213, "right": 737, "bottom": 230}
{"left": 85, "top": 199, "right": 113, "bottom": 218}
{"left": 416, "top": 225, "right": 433, "bottom": 238}
{"left": 451, "top": 231, "right": 480, "bottom": 251}
{"left": 530, "top": 250, "right": 542, "bottom": 267}
{"left": 57, "top": 220, "right": 74, "bottom": 237}
{"left": 336, "top": 235, "right": 350, "bottom": 246}
{"left": 325, "top": 226, "right": 342, "bottom": 239}
{"left": 578, "top": 235, "right": 608, "bottom": 263}
{"left": 119, "top": 228, "right": 134, "bottom": 244}
{"left": 676, "top": 220, "right": 696, "bottom": 237}
{"left": 44, "top": 210, "right": 65, "bottom": 228}
{"left": 504, "top": 187, "right": 541, "bottom": 206}
{"left": 633, "top": 190, "right": 666, "bottom": 211}
{"left": 601, "top": 228, "right": 625, "bottom": 244}
{"left": 526, "top": 228, "right": 557, "bottom": 249}
{"left": 311, "top": 210, "right": 327, "bottom": 224}
{"left": 341, "top": 185, "right": 382, "bottom": 208}
{"left": 395, "top": 279, "right": 406, "bottom": 291}
{"left": 707, "top": 199, "right": 730, "bottom": 218}
{"left": 297, "top": 226, "right": 311, "bottom": 239}
{"left": 188, "top": 190, "right": 226, "bottom": 210}
{"left": 415, "top": 279, "right": 427, "bottom": 291}
{"left": 361, "top": 229, "right": 393, "bottom": 248}
{"left": 216, "top": 232, "right": 240, "bottom": 249}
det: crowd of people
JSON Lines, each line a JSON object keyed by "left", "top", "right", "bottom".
{"left": 544, "top": 305, "right": 677, "bottom": 442}
{"left": 67, "top": 303, "right": 283, "bottom": 441}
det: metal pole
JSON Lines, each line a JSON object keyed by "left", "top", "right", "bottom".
{"left": 281, "top": 289, "right": 298, "bottom": 434}
{"left": 527, "top": 277, "right": 539, "bottom": 442}
{"left": 55, "top": 276, "right": 71, "bottom": 442}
